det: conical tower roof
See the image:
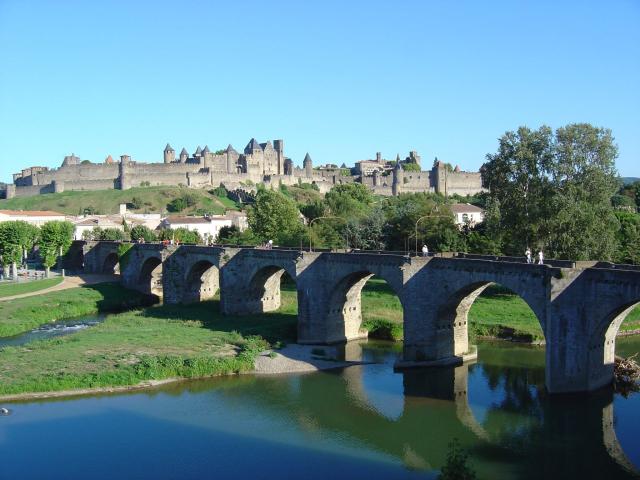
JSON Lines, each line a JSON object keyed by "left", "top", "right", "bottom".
{"left": 226, "top": 144, "right": 237, "bottom": 154}
{"left": 244, "top": 138, "right": 261, "bottom": 153}
{"left": 195, "top": 146, "right": 202, "bottom": 155}
{"left": 180, "top": 147, "right": 188, "bottom": 156}
{"left": 303, "top": 153, "right": 312, "bottom": 163}
{"left": 202, "top": 145, "right": 210, "bottom": 154}
{"left": 164, "top": 143, "right": 174, "bottom": 152}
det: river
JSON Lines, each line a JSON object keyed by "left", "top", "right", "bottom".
{"left": 1, "top": 337, "right": 639, "bottom": 479}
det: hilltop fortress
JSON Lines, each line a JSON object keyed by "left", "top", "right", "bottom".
{"left": 5, "top": 138, "right": 483, "bottom": 199}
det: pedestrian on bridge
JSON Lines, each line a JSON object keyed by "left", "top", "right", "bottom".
{"left": 525, "top": 247, "right": 532, "bottom": 264}
{"left": 538, "top": 249, "right": 544, "bottom": 265}
{"left": 421, "top": 244, "right": 429, "bottom": 257}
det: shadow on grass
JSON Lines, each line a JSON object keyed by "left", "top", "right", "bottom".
{"left": 140, "top": 299, "right": 298, "bottom": 344}
{"left": 80, "top": 282, "right": 158, "bottom": 313}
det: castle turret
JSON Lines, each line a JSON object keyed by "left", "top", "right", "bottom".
{"left": 163, "top": 143, "right": 175, "bottom": 164}
{"left": 244, "top": 138, "right": 262, "bottom": 155}
{"left": 226, "top": 144, "right": 239, "bottom": 173}
{"left": 303, "top": 153, "right": 313, "bottom": 178}
{"left": 274, "top": 139, "right": 284, "bottom": 175}
{"left": 179, "top": 148, "right": 189, "bottom": 163}
{"left": 392, "top": 161, "right": 403, "bottom": 196}
{"left": 119, "top": 155, "right": 131, "bottom": 190}
{"left": 193, "top": 146, "right": 202, "bottom": 162}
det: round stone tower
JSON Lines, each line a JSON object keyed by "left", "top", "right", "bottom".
{"left": 392, "top": 161, "right": 403, "bottom": 196}
{"left": 163, "top": 144, "right": 175, "bottom": 164}
{"left": 303, "top": 153, "right": 313, "bottom": 178}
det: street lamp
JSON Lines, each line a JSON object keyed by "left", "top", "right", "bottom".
{"left": 308, "top": 216, "right": 346, "bottom": 252}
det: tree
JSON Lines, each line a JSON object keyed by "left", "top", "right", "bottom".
{"left": 99, "top": 228, "right": 126, "bottom": 241}
{"left": 402, "top": 162, "right": 421, "bottom": 172}
{"left": 215, "top": 225, "right": 261, "bottom": 246}
{"left": 247, "top": 189, "right": 304, "bottom": 245}
{"left": 39, "top": 221, "right": 74, "bottom": 275}
{"left": 482, "top": 124, "right": 619, "bottom": 260}
{"left": 130, "top": 225, "right": 157, "bottom": 242}
{"left": 325, "top": 183, "right": 373, "bottom": 218}
{"left": 0, "top": 221, "right": 39, "bottom": 275}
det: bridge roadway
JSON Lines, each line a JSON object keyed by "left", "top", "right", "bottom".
{"left": 79, "top": 241, "right": 640, "bottom": 395}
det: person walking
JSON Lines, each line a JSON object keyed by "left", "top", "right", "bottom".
{"left": 538, "top": 249, "right": 544, "bottom": 265}
{"left": 525, "top": 247, "right": 532, "bottom": 264}
{"left": 421, "top": 244, "right": 429, "bottom": 257}
{"left": 267, "top": 239, "right": 273, "bottom": 250}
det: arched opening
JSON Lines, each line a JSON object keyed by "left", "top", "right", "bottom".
{"left": 183, "top": 260, "right": 219, "bottom": 304}
{"left": 327, "top": 272, "right": 404, "bottom": 344}
{"left": 438, "top": 282, "right": 546, "bottom": 358}
{"left": 245, "top": 265, "right": 296, "bottom": 314}
{"left": 138, "top": 257, "right": 163, "bottom": 297}
{"left": 102, "top": 252, "right": 119, "bottom": 274}
{"left": 588, "top": 300, "right": 640, "bottom": 390}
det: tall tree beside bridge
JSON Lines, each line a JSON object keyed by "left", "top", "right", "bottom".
{"left": 248, "top": 189, "right": 305, "bottom": 245}
{"left": 482, "top": 123, "right": 619, "bottom": 260}
{"left": 39, "top": 221, "right": 74, "bottom": 275}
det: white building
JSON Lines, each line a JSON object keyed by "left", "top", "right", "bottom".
{"left": 159, "top": 216, "right": 230, "bottom": 243}
{"left": 0, "top": 209, "right": 66, "bottom": 226}
{"left": 450, "top": 203, "right": 484, "bottom": 227}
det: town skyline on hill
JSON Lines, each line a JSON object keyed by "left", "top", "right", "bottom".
{"left": 1, "top": 1, "right": 638, "bottom": 182}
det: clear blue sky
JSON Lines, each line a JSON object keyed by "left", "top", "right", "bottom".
{"left": 1, "top": 0, "right": 638, "bottom": 183}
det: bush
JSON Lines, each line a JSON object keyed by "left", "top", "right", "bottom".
{"left": 130, "top": 225, "right": 157, "bottom": 242}
{"left": 209, "top": 185, "right": 228, "bottom": 197}
{"left": 167, "top": 198, "right": 187, "bottom": 213}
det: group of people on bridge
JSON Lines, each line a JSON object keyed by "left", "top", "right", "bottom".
{"left": 525, "top": 247, "right": 544, "bottom": 265}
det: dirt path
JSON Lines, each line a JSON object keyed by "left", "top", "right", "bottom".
{"left": 0, "top": 274, "right": 120, "bottom": 302}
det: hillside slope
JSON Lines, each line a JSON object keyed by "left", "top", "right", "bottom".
{"left": 0, "top": 186, "right": 239, "bottom": 216}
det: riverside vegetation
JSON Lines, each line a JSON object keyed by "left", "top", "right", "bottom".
{"left": 0, "top": 277, "right": 639, "bottom": 396}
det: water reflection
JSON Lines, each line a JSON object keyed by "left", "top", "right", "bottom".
{"left": 1, "top": 341, "right": 639, "bottom": 480}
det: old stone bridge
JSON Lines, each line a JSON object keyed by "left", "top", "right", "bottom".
{"left": 80, "top": 241, "right": 640, "bottom": 395}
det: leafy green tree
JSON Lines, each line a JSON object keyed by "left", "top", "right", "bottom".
{"left": 402, "top": 162, "right": 421, "bottom": 172}
{"left": 325, "top": 183, "right": 373, "bottom": 218}
{"left": 482, "top": 123, "right": 619, "bottom": 260}
{"left": 613, "top": 211, "right": 640, "bottom": 264}
{"left": 299, "top": 200, "right": 326, "bottom": 222}
{"left": 130, "top": 225, "right": 157, "bottom": 242}
{"left": 173, "top": 228, "right": 201, "bottom": 244}
{"left": 99, "top": 228, "right": 126, "bottom": 241}
{"left": 215, "top": 225, "right": 261, "bottom": 246}
{"left": 39, "top": 221, "right": 74, "bottom": 274}
{"left": 248, "top": 189, "right": 304, "bottom": 245}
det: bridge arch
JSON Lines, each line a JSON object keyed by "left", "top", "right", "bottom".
{"left": 324, "top": 270, "right": 405, "bottom": 344}
{"left": 587, "top": 299, "right": 640, "bottom": 390}
{"left": 138, "top": 256, "right": 163, "bottom": 297}
{"left": 243, "top": 263, "right": 298, "bottom": 314}
{"left": 183, "top": 260, "right": 219, "bottom": 304}
{"left": 102, "top": 252, "right": 120, "bottom": 274}
{"left": 437, "top": 281, "right": 546, "bottom": 358}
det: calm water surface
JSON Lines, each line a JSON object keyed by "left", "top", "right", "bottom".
{"left": 1, "top": 338, "right": 639, "bottom": 480}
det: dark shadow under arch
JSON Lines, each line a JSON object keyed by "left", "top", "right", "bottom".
{"left": 183, "top": 260, "right": 219, "bottom": 304}
{"left": 139, "top": 257, "right": 163, "bottom": 297}
{"left": 102, "top": 252, "right": 119, "bottom": 274}
{"left": 588, "top": 300, "right": 640, "bottom": 390}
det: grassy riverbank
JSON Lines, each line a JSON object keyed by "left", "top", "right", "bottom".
{"left": 0, "top": 283, "right": 153, "bottom": 337}
{"left": 0, "top": 295, "right": 296, "bottom": 396}
{"left": 0, "top": 277, "right": 63, "bottom": 299}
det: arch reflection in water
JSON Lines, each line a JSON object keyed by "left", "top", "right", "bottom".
{"left": 213, "top": 342, "right": 638, "bottom": 479}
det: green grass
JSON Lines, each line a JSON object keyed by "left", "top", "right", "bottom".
{"left": 0, "top": 291, "right": 297, "bottom": 396}
{"left": 0, "top": 283, "right": 153, "bottom": 337}
{"left": 0, "top": 186, "right": 238, "bottom": 216}
{"left": 0, "top": 277, "right": 63, "bottom": 298}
